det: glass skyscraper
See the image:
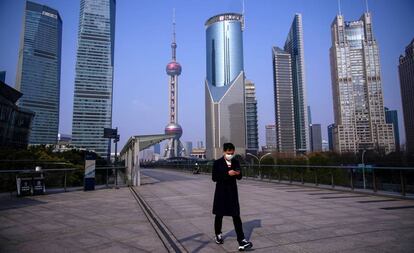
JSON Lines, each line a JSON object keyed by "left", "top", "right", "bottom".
{"left": 15, "top": 1, "right": 62, "bottom": 145}
{"left": 384, "top": 107, "right": 400, "bottom": 152}
{"left": 398, "top": 39, "right": 414, "bottom": 154}
{"left": 245, "top": 79, "right": 259, "bottom": 154}
{"left": 330, "top": 12, "right": 395, "bottom": 154}
{"left": 284, "top": 14, "right": 310, "bottom": 152}
{"left": 72, "top": 0, "right": 116, "bottom": 157}
{"left": 205, "top": 13, "right": 246, "bottom": 159}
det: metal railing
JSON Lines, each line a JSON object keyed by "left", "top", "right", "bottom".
{"left": 0, "top": 166, "right": 127, "bottom": 193}
{"left": 152, "top": 163, "right": 414, "bottom": 197}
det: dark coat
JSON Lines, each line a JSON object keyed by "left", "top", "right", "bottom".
{"left": 212, "top": 157, "right": 242, "bottom": 216}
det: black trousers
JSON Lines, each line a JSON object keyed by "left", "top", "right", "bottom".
{"left": 214, "top": 215, "right": 245, "bottom": 242}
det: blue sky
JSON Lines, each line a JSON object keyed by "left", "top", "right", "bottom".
{"left": 0, "top": 0, "right": 413, "bottom": 149}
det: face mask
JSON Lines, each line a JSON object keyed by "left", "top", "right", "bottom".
{"left": 225, "top": 154, "right": 234, "bottom": 161}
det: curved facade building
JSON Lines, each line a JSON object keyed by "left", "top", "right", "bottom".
{"left": 206, "top": 13, "right": 244, "bottom": 87}
{"left": 205, "top": 13, "right": 246, "bottom": 159}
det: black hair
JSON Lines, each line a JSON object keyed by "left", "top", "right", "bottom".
{"left": 223, "top": 143, "right": 235, "bottom": 151}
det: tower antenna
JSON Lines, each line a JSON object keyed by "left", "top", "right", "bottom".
{"left": 338, "top": 0, "right": 342, "bottom": 15}
{"left": 242, "top": 0, "right": 245, "bottom": 31}
{"left": 365, "top": 0, "right": 369, "bottom": 12}
{"left": 171, "top": 8, "right": 176, "bottom": 61}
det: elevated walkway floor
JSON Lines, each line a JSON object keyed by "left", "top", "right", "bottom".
{"left": 0, "top": 168, "right": 413, "bottom": 252}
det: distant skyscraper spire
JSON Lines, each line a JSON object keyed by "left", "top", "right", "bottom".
{"left": 242, "top": 0, "right": 245, "bottom": 30}
{"left": 365, "top": 0, "right": 369, "bottom": 12}
{"left": 338, "top": 0, "right": 342, "bottom": 15}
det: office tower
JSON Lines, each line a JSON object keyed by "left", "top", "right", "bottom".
{"left": 328, "top": 123, "right": 335, "bottom": 151}
{"left": 398, "top": 39, "right": 414, "bottom": 154}
{"left": 322, "top": 140, "right": 329, "bottom": 152}
{"left": 72, "top": 0, "right": 116, "bottom": 158}
{"left": 0, "top": 71, "right": 5, "bottom": 82}
{"left": 307, "top": 105, "right": 312, "bottom": 126}
{"left": 310, "top": 124, "right": 322, "bottom": 152}
{"left": 153, "top": 143, "right": 161, "bottom": 154}
{"left": 184, "top": 141, "right": 193, "bottom": 157}
{"left": 272, "top": 47, "right": 296, "bottom": 153}
{"left": 245, "top": 79, "right": 259, "bottom": 154}
{"left": 15, "top": 1, "right": 62, "bottom": 145}
{"left": 197, "top": 141, "right": 204, "bottom": 149}
{"left": 284, "top": 13, "right": 310, "bottom": 152}
{"left": 384, "top": 108, "right": 400, "bottom": 152}
{"left": 164, "top": 10, "right": 185, "bottom": 158}
{"left": 330, "top": 12, "right": 395, "bottom": 154}
{"left": 205, "top": 13, "right": 246, "bottom": 159}
{"left": 265, "top": 124, "right": 277, "bottom": 150}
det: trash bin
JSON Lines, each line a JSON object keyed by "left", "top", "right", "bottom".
{"left": 16, "top": 175, "right": 32, "bottom": 196}
{"left": 16, "top": 172, "right": 46, "bottom": 197}
{"left": 32, "top": 172, "right": 45, "bottom": 195}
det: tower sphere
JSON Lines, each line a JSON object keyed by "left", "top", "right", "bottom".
{"left": 165, "top": 123, "right": 183, "bottom": 138}
{"left": 166, "top": 61, "right": 182, "bottom": 76}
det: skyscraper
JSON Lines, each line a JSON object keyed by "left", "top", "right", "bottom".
{"left": 265, "top": 124, "right": 277, "bottom": 151}
{"left": 205, "top": 13, "right": 246, "bottom": 159}
{"left": 310, "top": 124, "right": 322, "bottom": 152}
{"left": 272, "top": 47, "right": 296, "bottom": 154}
{"left": 72, "top": 0, "right": 116, "bottom": 158}
{"left": 245, "top": 79, "right": 259, "bottom": 154}
{"left": 384, "top": 107, "right": 400, "bottom": 152}
{"left": 15, "top": 1, "right": 62, "bottom": 145}
{"left": 164, "top": 10, "right": 185, "bottom": 158}
{"left": 284, "top": 13, "right": 310, "bottom": 152}
{"left": 398, "top": 39, "right": 414, "bottom": 154}
{"left": 327, "top": 123, "right": 335, "bottom": 151}
{"left": 330, "top": 12, "right": 395, "bottom": 154}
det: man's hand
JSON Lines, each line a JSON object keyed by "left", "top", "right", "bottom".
{"left": 228, "top": 170, "right": 240, "bottom": 176}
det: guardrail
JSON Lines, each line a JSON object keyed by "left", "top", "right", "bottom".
{"left": 0, "top": 166, "right": 127, "bottom": 193}
{"left": 152, "top": 163, "right": 414, "bottom": 197}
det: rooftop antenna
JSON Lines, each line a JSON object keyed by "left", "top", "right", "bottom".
{"left": 242, "top": 0, "right": 245, "bottom": 31}
{"left": 171, "top": 8, "right": 177, "bottom": 61}
{"left": 337, "top": 0, "right": 342, "bottom": 15}
{"left": 365, "top": 0, "right": 369, "bottom": 13}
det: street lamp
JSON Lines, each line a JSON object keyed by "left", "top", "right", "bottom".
{"left": 247, "top": 152, "right": 272, "bottom": 179}
{"left": 361, "top": 149, "right": 367, "bottom": 189}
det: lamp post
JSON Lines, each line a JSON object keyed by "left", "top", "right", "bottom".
{"left": 361, "top": 149, "right": 367, "bottom": 189}
{"left": 247, "top": 152, "right": 272, "bottom": 179}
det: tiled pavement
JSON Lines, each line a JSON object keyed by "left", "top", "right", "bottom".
{"left": 0, "top": 168, "right": 413, "bottom": 253}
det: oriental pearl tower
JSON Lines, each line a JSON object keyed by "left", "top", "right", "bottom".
{"left": 164, "top": 10, "right": 185, "bottom": 158}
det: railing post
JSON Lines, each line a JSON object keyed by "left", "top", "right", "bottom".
{"left": 106, "top": 167, "right": 109, "bottom": 187}
{"left": 301, "top": 167, "right": 304, "bottom": 184}
{"left": 115, "top": 167, "right": 118, "bottom": 188}
{"left": 331, "top": 169, "right": 334, "bottom": 188}
{"left": 278, "top": 166, "right": 281, "bottom": 182}
{"left": 400, "top": 169, "right": 406, "bottom": 196}
{"left": 350, "top": 168, "right": 354, "bottom": 191}
{"left": 314, "top": 168, "right": 318, "bottom": 186}
{"left": 289, "top": 167, "right": 292, "bottom": 184}
{"left": 64, "top": 170, "right": 67, "bottom": 192}
{"left": 372, "top": 168, "right": 377, "bottom": 193}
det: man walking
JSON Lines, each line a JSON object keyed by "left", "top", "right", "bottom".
{"left": 212, "top": 143, "right": 253, "bottom": 251}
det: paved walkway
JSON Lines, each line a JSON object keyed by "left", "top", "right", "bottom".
{"left": 0, "top": 168, "right": 413, "bottom": 253}
{"left": 0, "top": 186, "right": 167, "bottom": 253}
{"left": 138, "top": 169, "right": 414, "bottom": 253}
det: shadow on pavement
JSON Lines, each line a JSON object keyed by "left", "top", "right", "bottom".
{"left": 179, "top": 232, "right": 211, "bottom": 253}
{"left": 224, "top": 219, "right": 262, "bottom": 241}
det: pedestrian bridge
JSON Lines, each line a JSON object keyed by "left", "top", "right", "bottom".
{"left": 1, "top": 168, "right": 413, "bottom": 252}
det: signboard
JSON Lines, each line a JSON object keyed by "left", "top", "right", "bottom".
{"left": 84, "top": 153, "right": 96, "bottom": 191}
{"left": 103, "top": 128, "right": 118, "bottom": 138}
